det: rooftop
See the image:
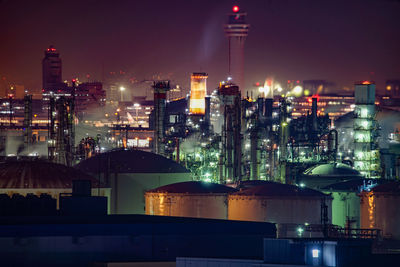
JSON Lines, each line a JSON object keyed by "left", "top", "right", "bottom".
{"left": 0, "top": 160, "right": 100, "bottom": 189}
{"left": 147, "top": 181, "right": 237, "bottom": 194}
{"left": 231, "top": 181, "right": 328, "bottom": 198}
{"left": 303, "top": 163, "right": 362, "bottom": 177}
{"left": 75, "top": 149, "right": 190, "bottom": 174}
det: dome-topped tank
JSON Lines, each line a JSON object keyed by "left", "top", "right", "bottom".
{"left": 75, "top": 149, "right": 192, "bottom": 214}
{"left": 300, "top": 163, "right": 363, "bottom": 189}
{"left": 145, "top": 181, "right": 237, "bottom": 219}
{"left": 360, "top": 181, "right": 400, "bottom": 240}
{"left": 228, "top": 181, "right": 332, "bottom": 226}
{"left": 0, "top": 160, "right": 110, "bottom": 210}
{"left": 0, "top": 160, "right": 101, "bottom": 189}
{"left": 75, "top": 149, "right": 190, "bottom": 174}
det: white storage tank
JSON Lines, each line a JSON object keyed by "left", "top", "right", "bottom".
{"left": 145, "top": 181, "right": 237, "bottom": 219}
{"left": 360, "top": 181, "right": 400, "bottom": 240}
{"left": 76, "top": 149, "right": 192, "bottom": 214}
{"left": 228, "top": 181, "right": 332, "bottom": 225}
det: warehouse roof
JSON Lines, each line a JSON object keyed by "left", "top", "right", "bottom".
{"left": 147, "top": 181, "right": 237, "bottom": 194}
{"left": 0, "top": 160, "right": 100, "bottom": 189}
{"left": 75, "top": 149, "right": 190, "bottom": 173}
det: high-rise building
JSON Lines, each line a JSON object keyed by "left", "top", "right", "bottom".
{"left": 42, "top": 45, "right": 62, "bottom": 92}
{"left": 353, "top": 81, "right": 381, "bottom": 178}
{"left": 189, "top": 73, "right": 208, "bottom": 115}
{"left": 224, "top": 5, "right": 249, "bottom": 95}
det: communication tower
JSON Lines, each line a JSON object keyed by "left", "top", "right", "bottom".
{"left": 224, "top": 5, "right": 249, "bottom": 95}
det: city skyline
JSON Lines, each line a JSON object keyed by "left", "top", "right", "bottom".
{"left": 1, "top": 0, "right": 400, "bottom": 94}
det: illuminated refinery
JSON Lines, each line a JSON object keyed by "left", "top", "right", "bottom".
{"left": 1, "top": 2, "right": 400, "bottom": 266}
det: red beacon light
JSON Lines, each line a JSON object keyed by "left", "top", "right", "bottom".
{"left": 233, "top": 5, "right": 239, "bottom": 13}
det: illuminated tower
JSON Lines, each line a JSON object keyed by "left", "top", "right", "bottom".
{"left": 42, "top": 45, "right": 62, "bottom": 92}
{"left": 224, "top": 5, "right": 249, "bottom": 95}
{"left": 353, "top": 81, "right": 381, "bottom": 178}
{"left": 189, "top": 73, "right": 208, "bottom": 115}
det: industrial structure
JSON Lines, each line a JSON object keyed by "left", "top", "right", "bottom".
{"left": 224, "top": 5, "right": 249, "bottom": 94}
{"left": 228, "top": 181, "right": 332, "bottom": 238}
{"left": 0, "top": 159, "right": 110, "bottom": 211}
{"left": 353, "top": 82, "right": 381, "bottom": 178}
{"left": 145, "top": 181, "right": 236, "bottom": 219}
{"left": 75, "top": 149, "right": 191, "bottom": 214}
{"left": 1, "top": 15, "right": 400, "bottom": 261}
{"left": 360, "top": 181, "right": 400, "bottom": 239}
{"left": 153, "top": 81, "right": 170, "bottom": 155}
{"left": 189, "top": 73, "right": 208, "bottom": 115}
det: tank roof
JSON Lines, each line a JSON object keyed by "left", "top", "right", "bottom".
{"left": 303, "top": 163, "right": 362, "bottom": 177}
{"left": 147, "top": 181, "right": 238, "bottom": 194}
{"left": 322, "top": 179, "right": 389, "bottom": 192}
{"left": 231, "top": 181, "right": 328, "bottom": 197}
{"left": 368, "top": 181, "right": 400, "bottom": 193}
{"left": 75, "top": 149, "right": 189, "bottom": 174}
{"left": 0, "top": 160, "right": 101, "bottom": 189}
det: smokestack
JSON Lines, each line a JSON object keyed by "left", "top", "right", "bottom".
{"left": 312, "top": 97, "right": 318, "bottom": 132}
{"left": 23, "top": 94, "right": 32, "bottom": 152}
{"left": 205, "top": 96, "right": 211, "bottom": 133}
{"left": 218, "top": 82, "right": 242, "bottom": 182}
{"left": 327, "top": 129, "right": 338, "bottom": 162}
{"left": 153, "top": 81, "right": 170, "bottom": 155}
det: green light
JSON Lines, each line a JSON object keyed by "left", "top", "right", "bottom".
{"left": 297, "top": 226, "right": 304, "bottom": 237}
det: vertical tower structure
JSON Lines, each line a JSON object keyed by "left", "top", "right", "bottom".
{"left": 224, "top": 5, "right": 249, "bottom": 95}
{"left": 23, "top": 94, "right": 32, "bottom": 152}
{"left": 218, "top": 82, "right": 242, "bottom": 183}
{"left": 42, "top": 45, "right": 62, "bottom": 92}
{"left": 153, "top": 81, "right": 170, "bottom": 155}
{"left": 189, "top": 73, "right": 208, "bottom": 115}
{"left": 353, "top": 81, "right": 381, "bottom": 178}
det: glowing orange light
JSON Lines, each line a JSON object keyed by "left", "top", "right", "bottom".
{"left": 189, "top": 73, "right": 208, "bottom": 115}
{"left": 233, "top": 5, "right": 239, "bottom": 12}
{"left": 362, "top": 81, "right": 371, "bottom": 85}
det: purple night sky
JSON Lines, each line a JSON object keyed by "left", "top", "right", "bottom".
{"left": 0, "top": 0, "right": 400, "bottom": 94}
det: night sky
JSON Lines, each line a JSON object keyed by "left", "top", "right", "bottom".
{"left": 1, "top": 0, "right": 400, "bottom": 95}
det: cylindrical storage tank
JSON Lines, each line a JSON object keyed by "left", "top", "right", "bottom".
{"left": 360, "top": 181, "right": 400, "bottom": 240}
{"left": 145, "top": 181, "right": 237, "bottom": 219}
{"left": 228, "top": 181, "right": 332, "bottom": 226}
